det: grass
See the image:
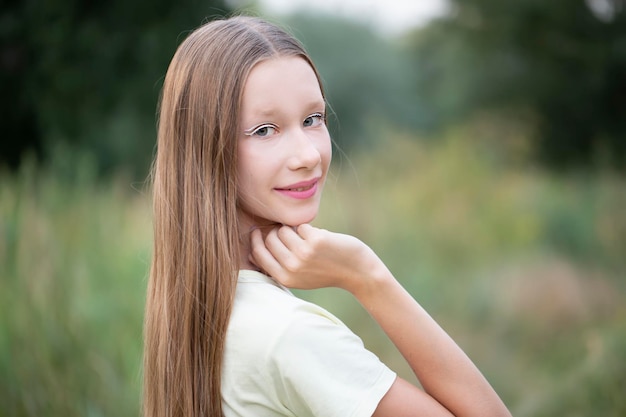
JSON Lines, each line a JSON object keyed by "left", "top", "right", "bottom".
{"left": 0, "top": 158, "right": 150, "bottom": 417}
{"left": 1, "top": 134, "right": 625, "bottom": 416}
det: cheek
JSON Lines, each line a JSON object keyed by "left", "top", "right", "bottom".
{"left": 236, "top": 170, "right": 259, "bottom": 216}
{"left": 236, "top": 152, "right": 254, "bottom": 196}
{"left": 237, "top": 161, "right": 258, "bottom": 195}
{"left": 319, "top": 134, "right": 333, "bottom": 172}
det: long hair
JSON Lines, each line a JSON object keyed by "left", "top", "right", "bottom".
{"left": 143, "top": 16, "right": 324, "bottom": 417}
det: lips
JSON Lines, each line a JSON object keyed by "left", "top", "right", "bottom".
{"left": 275, "top": 178, "right": 320, "bottom": 199}
{"left": 281, "top": 184, "right": 314, "bottom": 192}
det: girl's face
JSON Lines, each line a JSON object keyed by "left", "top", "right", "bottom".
{"left": 237, "top": 56, "right": 332, "bottom": 229}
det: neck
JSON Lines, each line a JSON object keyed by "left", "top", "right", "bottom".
{"left": 237, "top": 211, "right": 278, "bottom": 271}
{"left": 238, "top": 230, "right": 256, "bottom": 270}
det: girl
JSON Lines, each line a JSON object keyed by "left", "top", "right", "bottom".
{"left": 143, "top": 15, "right": 512, "bottom": 417}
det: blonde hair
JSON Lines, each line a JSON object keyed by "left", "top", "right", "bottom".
{"left": 143, "top": 16, "right": 323, "bottom": 417}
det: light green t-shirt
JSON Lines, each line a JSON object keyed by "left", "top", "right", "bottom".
{"left": 222, "top": 270, "right": 396, "bottom": 417}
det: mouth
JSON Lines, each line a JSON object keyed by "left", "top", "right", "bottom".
{"left": 275, "top": 178, "right": 321, "bottom": 199}
{"left": 280, "top": 184, "right": 315, "bottom": 192}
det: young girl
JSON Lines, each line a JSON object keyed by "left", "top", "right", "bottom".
{"left": 143, "top": 15, "right": 512, "bottom": 417}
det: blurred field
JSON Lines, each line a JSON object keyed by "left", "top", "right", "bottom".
{"left": 0, "top": 157, "right": 151, "bottom": 417}
{"left": 1, "top": 133, "right": 625, "bottom": 416}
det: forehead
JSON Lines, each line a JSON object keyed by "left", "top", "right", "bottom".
{"left": 241, "top": 56, "right": 324, "bottom": 120}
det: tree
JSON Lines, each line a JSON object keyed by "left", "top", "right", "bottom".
{"left": 1, "top": 0, "right": 230, "bottom": 175}
{"left": 408, "top": 0, "right": 626, "bottom": 169}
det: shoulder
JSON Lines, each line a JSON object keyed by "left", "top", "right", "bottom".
{"left": 222, "top": 270, "right": 396, "bottom": 417}
{"left": 226, "top": 270, "right": 346, "bottom": 356}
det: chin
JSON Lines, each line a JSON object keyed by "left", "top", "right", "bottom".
{"left": 279, "top": 211, "right": 318, "bottom": 227}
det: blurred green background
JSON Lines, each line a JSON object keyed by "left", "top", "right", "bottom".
{"left": 1, "top": 0, "right": 625, "bottom": 416}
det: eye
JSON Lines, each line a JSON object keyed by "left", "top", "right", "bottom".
{"left": 303, "top": 112, "right": 325, "bottom": 128}
{"left": 244, "top": 124, "right": 278, "bottom": 138}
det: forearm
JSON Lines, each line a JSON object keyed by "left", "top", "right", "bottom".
{"left": 352, "top": 267, "right": 511, "bottom": 417}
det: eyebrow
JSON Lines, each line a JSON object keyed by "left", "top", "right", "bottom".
{"left": 253, "top": 108, "right": 278, "bottom": 118}
{"left": 249, "top": 99, "right": 326, "bottom": 118}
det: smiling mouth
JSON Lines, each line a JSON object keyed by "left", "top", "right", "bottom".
{"left": 277, "top": 178, "right": 319, "bottom": 191}
{"left": 275, "top": 179, "right": 320, "bottom": 199}
{"left": 283, "top": 184, "right": 314, "bottom": 192}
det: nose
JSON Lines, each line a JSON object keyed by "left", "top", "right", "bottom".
{"left": 286, "top": 128, "right": 322, "bottom": 171}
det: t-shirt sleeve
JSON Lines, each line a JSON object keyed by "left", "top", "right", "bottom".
{"left": 266, "top": 304, "right": 397, "bottom": 417}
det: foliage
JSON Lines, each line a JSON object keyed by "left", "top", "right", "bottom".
{"left": 407, "top": 0, "right": 626, "bottom": 169}
{"left": 5, "top": 1, "right": 624, "bottom": 176}
{"left": 0, "top": 158, "right": 150, "bottom": 416}
{"left": 1, "top": 0, "right": 230, "bottom": 175}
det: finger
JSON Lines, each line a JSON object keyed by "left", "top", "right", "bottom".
{"left": 295, "top": 223, "right": 317, "bottom": 239}
{"left": 276, "top": 225, "right": 305, "bottom": 251}
{"left": 250, "top": 228, "right": 283, "bottom": 277}
{"left": 248, "top": 253, "right": 258, "bottom": 268}
{"left": 264, "top": 228, "right": 299, "bottom": 270}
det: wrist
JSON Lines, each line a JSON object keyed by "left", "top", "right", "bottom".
{"left": 348, "top": 261, "right": 397, "bottom": 308}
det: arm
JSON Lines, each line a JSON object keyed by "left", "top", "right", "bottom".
{"left": 249, "top": 224, "right": 511, "bottom": 417}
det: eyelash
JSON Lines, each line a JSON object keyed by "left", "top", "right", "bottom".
{"left": 245, "top": 124, "right": 277, "bottom": 138}
{"left": 244, "top": 112, "right": 326, "bottom": 138}
{"left": 304, "top": 112, "right": 326, "bottom": 127}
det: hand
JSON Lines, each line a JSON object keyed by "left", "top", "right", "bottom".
{"left": 249, "top": 224, "right": 387, "bottom": 292}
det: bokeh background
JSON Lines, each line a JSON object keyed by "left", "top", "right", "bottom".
{"left": 2, "top": 0, "right": 625, "bottom": 415}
